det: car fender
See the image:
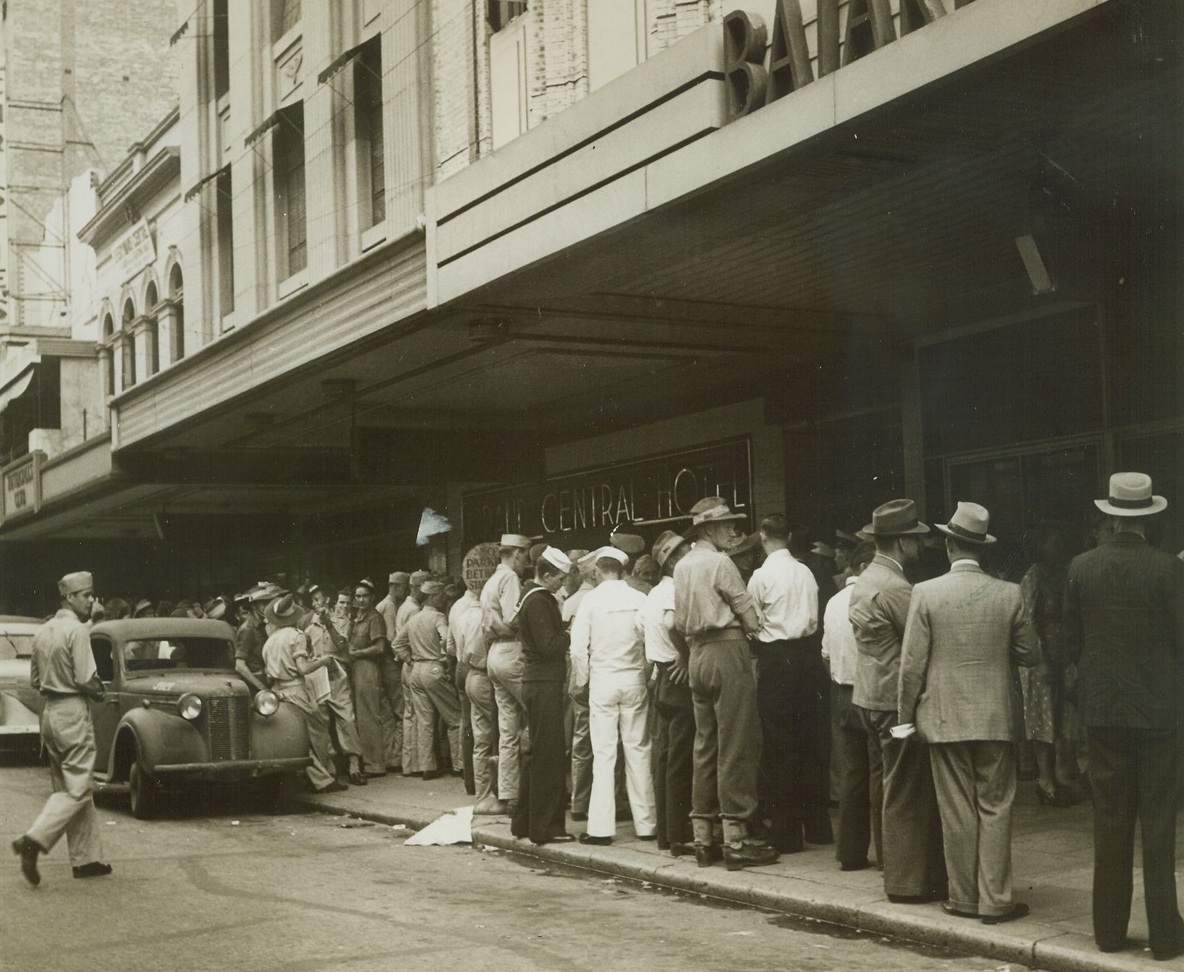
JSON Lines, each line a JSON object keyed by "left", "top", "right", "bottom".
{"left": 250, "top": 699, "right": 310, "bottom": 761}
{"left": 108, "top": 708, "right": 206, "bottom": 780}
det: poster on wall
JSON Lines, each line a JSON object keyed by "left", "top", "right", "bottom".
{"left": 461, "top": 437, "right": 752, "bottom": 552}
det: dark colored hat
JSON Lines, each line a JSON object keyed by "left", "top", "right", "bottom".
{"left": 860, "top": 499, "right": 930, "bottom": 537}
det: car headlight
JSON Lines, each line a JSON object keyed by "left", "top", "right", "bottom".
{"left": 177, "top": 693, "right": 203, "bottom": 721}
{"left": 253, "top": 690, "right": 279, "bottom": 717}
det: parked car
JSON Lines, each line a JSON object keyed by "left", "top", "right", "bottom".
{"left": 87, "top": 618, "right": 311, "bottom": 818}
{"left": 0, "top": 616, "right": 46, "bottom": 755}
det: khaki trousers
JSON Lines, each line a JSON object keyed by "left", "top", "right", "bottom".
{"left": 274, "top": 682, "right": 336, "bottom": 790}
{"left": 465, "top": 668, "right": 497, "bottom": 804}
{"left": 350, "top": 657, "right": 387, "bottom": 773}
{"left": 27, "top": 696, "right": 104, "bottom": 866}
{"left": 487, "top": 642, "right": 525, "bottom": 800}
{"left": 407, "top": 661, "right": 462, "bottom": 772}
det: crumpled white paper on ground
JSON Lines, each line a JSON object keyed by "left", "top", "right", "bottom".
{"left": 403, "top": 806, "right": 474, "bottom": 846}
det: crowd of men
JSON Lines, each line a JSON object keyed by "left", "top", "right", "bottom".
{"left": 12, "top": 471, "right": 1183, "bottom": 961}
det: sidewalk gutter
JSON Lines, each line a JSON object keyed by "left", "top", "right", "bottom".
{"left": 298, "top": 793, "right": 1170, "bottom": 972}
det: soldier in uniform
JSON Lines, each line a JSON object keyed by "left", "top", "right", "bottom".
{"left": 13, "top": 571, "right": 112, "bottom": 885}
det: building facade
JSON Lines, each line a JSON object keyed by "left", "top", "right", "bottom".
{"left": 0, "top": 0, "right": 1178, "bottom": 609}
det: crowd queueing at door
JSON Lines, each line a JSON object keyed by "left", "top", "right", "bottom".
{"left": 11, "top": 472, "right": 1184, "bottom": 960}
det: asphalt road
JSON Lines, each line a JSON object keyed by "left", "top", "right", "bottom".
{"left": 0, "top": 763, "right": 1014, "bottom": 972}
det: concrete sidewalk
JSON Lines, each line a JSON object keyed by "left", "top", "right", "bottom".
{"left": 297, "top": 775, "right": 1184, "bottom": 972}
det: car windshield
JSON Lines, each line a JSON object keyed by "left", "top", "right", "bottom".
{"left": 122, "top": 638, "right": 235, "bottom": 672}
{"left": 0, "top": 631, "right": 34, "bottom": 660}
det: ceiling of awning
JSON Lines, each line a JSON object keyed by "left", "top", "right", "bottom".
{"left": 118, "top": 1, "right": 1179, "bottom": 463}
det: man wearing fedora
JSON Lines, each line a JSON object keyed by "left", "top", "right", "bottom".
{"left": 673, "top": 497, "right": 777, "bottom": 870}
{"left": 1066, "top": 472, "right": 1184, "bottom": 961}
{"left": 481, "top": 534, "right": 534, "bottom": 812}
{"left": 13, "top": 571, "right": 112, "bottom": 886}
{"left": 262, "top": 594, "right": 348, "bottom": 794}
{"left": 235, "top": 583, "right": 281, "bottom": 694}
{"left": 897, "top": 502, "right": 1039, "bottom": 925}
{"left": 849, "top": 498, "right": 947, "bottom": 903}
{"left": 640, "top": 530, "right": 696, "bottom": 855}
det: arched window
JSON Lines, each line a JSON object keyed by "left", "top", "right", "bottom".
{"left": 121, "top": 298, "right": 136, "bottom": 390}
{"left": 169, "top": 264, "right": 185, "bottom": 360}
{"left": 101, "top": 312, "right": 115, "bottom": 397}
{"left": 145, "top": 280, "right": 160, "bottom": 375}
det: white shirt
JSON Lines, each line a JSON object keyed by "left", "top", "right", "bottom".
{"left": 480, "top": 563, "right": 521, "bottom": 642}
{"left": 638, "top": 576, "right": 679, "bottom": 664}
{"left": 561, "top": 581, "right": 593, "bottom": 625}
{"left": 821, "top": 577, "right": 859, "bottom": 686}
{"left": 570, "top": 579, "right": 648, "bottom": 687}
{"left": 747, "top": 548, "right": 819, "bottom": 643}
{"left": 447, "top": 590, "right": 485, "bottom": 667}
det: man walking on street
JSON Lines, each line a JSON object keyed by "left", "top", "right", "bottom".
{"left": 13, "top": 571, "right": 112, "bottom": 885}
{"left": 1066, "top": 472, "right": 1184, "bottom": 961}
{"left": 849, "top": 498, "right": 947, "bottom": 903}
{"left": 898, "top": 502, "right": 1039, "bottom": 924}
{"left": 674, "top": 497, "right": 778, "bottom": 871}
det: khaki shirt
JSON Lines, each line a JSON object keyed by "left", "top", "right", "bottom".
{"left": 447, "top": 591, "right": 486, "bottom": 668}
{"left": 397, "top": 606, "right": 449, "bottom": 663}
{"left": 672, "top": 541, "right": 758, "bottom": 642}
{"left": 263, "top": 627, "right": 311, "bottom": 682}
{"left": 30, "top": 608, "right": 95, "bottom": 695}
{"left": 480, "top": 564, "right": 521, "bottom": 642}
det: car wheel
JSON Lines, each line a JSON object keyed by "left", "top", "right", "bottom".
{"left": 128, "top": 758, "right": 159, "bottom": 820}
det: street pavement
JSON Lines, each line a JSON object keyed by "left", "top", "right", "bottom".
{"left": 296, "top": 770, "right": 1184, "bottom": 972}
{"left": 4, "top": 762, "right": 1001, "bottom": 972}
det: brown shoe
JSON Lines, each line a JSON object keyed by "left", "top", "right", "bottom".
{"left": 12, "top": 837, "right": 41, "bottom": 887}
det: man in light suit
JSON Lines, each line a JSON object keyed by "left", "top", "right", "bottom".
{"left": 897, "top": 502, "right": 1040, "bottom": 925}
{"left": 1066, "top": 472, "right": 1184, "bottom": 961}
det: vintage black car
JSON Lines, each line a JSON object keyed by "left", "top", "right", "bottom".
{"left": 88, "top": 618, "right": 310, "bottom": 818}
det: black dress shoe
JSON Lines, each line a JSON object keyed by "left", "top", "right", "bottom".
{"left": 669, "top": 842, "right": 696, "bottom": 858}
{"left": 694, "top": 844, "right": 723, "bottom": 867}
{"left": 421, "top": 770, "right": 442, "bottom": 781}
{"left": 73, "top": 862, "right": 113, "bottom": 878}
{"left": 637, "top": 834, "right": 657, "bottom": 841}
{"left": 941, "top": 902, "right": 977, "bottom": 919}
{"left": 981, "top": 903, "right": 1030, "bottom": 925}
{"left": 316, "top": 781, "right": 349, "bottom": 794}
{"left": 1152, "top": 943, "right": 1184, "bottom": 962}
{"left": 579, "top": 833, "right": 612, "bottom": 846}
{"left": 348, "top": 772, "right": 367, "bottom": 786}
{"left": 12, "top": 837, "right": 41, "bottom": 887}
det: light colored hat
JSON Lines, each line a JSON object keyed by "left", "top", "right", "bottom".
{"left": 409, "top": 569, "right": 431, "bottom": 588}
{"left": 247, "top": 583, "right": 283, "bottom": 604}
{"left": 861, "top": 499, "right": 930, "bottom": 536}
{"left": 58, "top": 571, "right": 94, "bottom": 596}
{"left": 420, "top": 580, "right": 445, "bottom": 596}
{"left": 689, "top": 497, "right": 747, "bottom": 526}
{"left": 1094, "top": 472, "right": 1167, "bottom": 517}
{"left": 203, "top": 597, "right": 227, "bottom": 620}
{"left": 540, "top": 546, "right": 573, "bottom": 572}
{"left": 936, "top": 501, "right": 997, "bottom": 545}
{"left": 266, "top": 593, "right": 301, "bottom": 628}
{"left": 357, "top": 577, "right": 377, "bottom": 593}
{"left": 610, "top": 532, "right": 645, "bottom": 556}
{"left": 132, "top": 597, "right": 154, "bottom": 617}
{"left": 593, "top": 546, "right": 629, "bottom": 566}
{"left": 652, "top": 531, "right": 689, "bottom": 568}
{"left": 389, "top": 571, "right": 410, "bottom": 584}
{"left": 500, "top": 533, "right": 534, "bottom": 549}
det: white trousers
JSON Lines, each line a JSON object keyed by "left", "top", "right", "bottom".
{"left": 588, "top": 675, "right": 657, "bottom": 838}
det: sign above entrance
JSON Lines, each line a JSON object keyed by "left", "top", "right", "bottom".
{"left": 462, "top": 438, "right": 753, "bottom": 550}
{"left": 1, "top": 450, "right": 44, "bottom": 524}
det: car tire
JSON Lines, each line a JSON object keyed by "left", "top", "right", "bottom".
{"left": 128, "top": 758, "right": 159, "bottom": 820}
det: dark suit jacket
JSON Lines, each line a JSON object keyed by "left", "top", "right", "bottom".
{"left": 898, "top": 562, "right": 1039, "bottom": 742}
{"left": 1066, "top": 532, "right": 1184, "bottom": 730}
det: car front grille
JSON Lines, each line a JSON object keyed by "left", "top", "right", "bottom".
{"left": 207, "top": 696, "right": 250, "bottom": 761}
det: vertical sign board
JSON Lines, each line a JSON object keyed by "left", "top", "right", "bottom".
{"left": 112, "top": 218, "right": 156, "bottom": 284}
{"left": 461, "top": 438, "right": 753, "bottom": 552}
{"left": 1, "top": 451, "right": 44, "bottom": 525}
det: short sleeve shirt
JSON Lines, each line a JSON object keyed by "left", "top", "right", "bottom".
{"left": 348, "top": 607, "right": 386, "bottom": 655}
{"left": 30, "top": 608, "right": 95, "bottom": 694}
{"left": 234, "top": 616, "right": 267, "bottom": 674}
{"left": 263, "top": 627, "right": 310, "bottom": 681}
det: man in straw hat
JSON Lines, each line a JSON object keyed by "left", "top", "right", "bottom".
{"left": 1066, "top": 473, "right": 1184, "bottom": 960}
{"left": 849, "top": 498, "right": 947, "bottom": 903}
{"left": 897, "top": 502, "right": 1039, "bottom": 925}
{"left": 481, "top": 534, "right": 534, "bottom": 813}
{"left": 641, "top": 530, "right": 695, "bottom": 855}
{"left": 235, "top": 582, "right": 282, "bottom": 693}
{"left": 673, "top": 497, "right": 777, "bottom": 871}
{"left": 513, "top": 546, "right": 576, "bottom": 845}
{"left": 263, "top": 594, "right": 348, "bottom": 795}
{"left": 12, "top": 571, "right": 112, "bottom": 885}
